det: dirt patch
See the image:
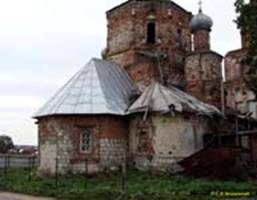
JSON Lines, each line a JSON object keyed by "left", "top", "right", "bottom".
{"left": 0, "top": 192, "right": 55, "bottom": 200}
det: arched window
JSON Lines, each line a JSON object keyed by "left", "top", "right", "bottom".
{"left": 147, "top": 22, "right": 156, "bottom": 44}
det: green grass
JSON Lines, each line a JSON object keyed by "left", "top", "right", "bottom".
{"left": 0, "top": 169, "right": 256, "bottom": 200}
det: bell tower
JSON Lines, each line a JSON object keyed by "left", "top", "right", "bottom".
{"left": 106, "top": 0, "right": 192, "bottom": 90}
{"left": 185, "top": 3, "right": 223, "bottom": 108}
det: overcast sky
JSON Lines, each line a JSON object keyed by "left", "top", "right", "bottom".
{"left": 0, "top": 0, "right": 241, "bottom": 145}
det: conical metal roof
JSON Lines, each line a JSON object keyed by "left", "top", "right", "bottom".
{"left": 34, "top": 58, "right": 137, "bottom": 118}
{"left": 128, "top": 82, "right": 220, "bottom": 116}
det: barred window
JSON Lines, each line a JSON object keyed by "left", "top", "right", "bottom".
{"left": 80, "top": 128, "right": 92, "bottom": 153}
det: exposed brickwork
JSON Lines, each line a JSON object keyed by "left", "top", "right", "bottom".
{"left": 225, "top": 49, "right": 247, "bottom": 83}
{"left": 185, "top": 51, "right": 223, "bottom": 108}
{"left": 193, "top": 30, "right": 210, "bottom": 51}
{"left": 224, "top": 0, "right": 257, "bottom": 117}
{"left": 99, "top": 139, "right": 127, "bottom": 168}
{"left": 37, "top": 0, "right": 244, "bottom": 176}
{"left": 106, "top": 0, "right": 192, "bottom": 88}
{"left": 224, "top": 49, "right": 257, "bottom": 116}
{"left": 129, "top": 114, "right": 212, "bottom": 172}
{"left": 38, "top": 115, "right": 128, "bottom": 174}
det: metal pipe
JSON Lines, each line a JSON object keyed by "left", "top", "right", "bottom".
{"left": 220, "top": 74, "right": 225, "bottom": 116}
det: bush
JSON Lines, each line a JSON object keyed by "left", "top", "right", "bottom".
{"left": 0, "top": 135, "right": 14, "bottom": 153}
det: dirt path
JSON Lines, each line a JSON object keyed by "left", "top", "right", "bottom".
{"left": 0, "top": 192, "right": 55, "bottom": 200}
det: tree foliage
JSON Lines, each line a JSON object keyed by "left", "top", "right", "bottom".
{"left": 235, "top": 0, "right": 257, "bottom": 95}
{"left": 0, "top": 135, "right": 14, "bottom": 153}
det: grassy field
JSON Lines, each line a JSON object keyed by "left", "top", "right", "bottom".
{"left": 0, "top": 169, "right": 256, "bottom": 200}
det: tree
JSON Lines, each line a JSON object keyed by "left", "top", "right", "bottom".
{"left": 235, "top": 0, "right": 257, "bottom": 95}
{"left": 0, "top": 135, "right": 14, "bottom": 153}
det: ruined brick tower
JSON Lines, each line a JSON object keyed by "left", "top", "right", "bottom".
{"left": 185, "top": 6, "right": 223, "bottom": 108}
{"left": 106, "top": 0, "right": 192, "bottom": 90}
{"left": 225, "top": 0, "right": 257, "bottom": 115}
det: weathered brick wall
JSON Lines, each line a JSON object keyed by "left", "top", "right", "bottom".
{"left": 38, "top": 115, "right": 129, "bottom": 174}
{"left": 193, "top": 30, "right": 210, "bottom": 51}
{"left": 185, "top": 51, "right": 223, "bottom": 108}
{"left": 225, "top": 49, "right": 247, "bottom": 83}
{"left": 129, "top": 114, "right": 210, "bottom": 172}
{"left": 224, "top": 49, "right": 257, "bottom": 115}
{"left": 106, "top": 0, "right": 192, "bottom": 88}
{"left": 100, "top": 139, "right": 127, "bottom": 169}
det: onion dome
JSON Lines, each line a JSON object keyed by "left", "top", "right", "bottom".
{"left": 190, "top": 8, "right": 213, "bottom": 33}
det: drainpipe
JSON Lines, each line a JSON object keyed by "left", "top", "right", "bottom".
{"left": 221, "top": 74, "right": 225, "bottom": 116}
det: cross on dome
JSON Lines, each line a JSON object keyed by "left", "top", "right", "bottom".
{"left": 198, "top": 0, "right": 203, "bottom": 13}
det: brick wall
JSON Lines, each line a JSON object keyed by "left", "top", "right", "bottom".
{"left": 38, "top": 115, "right": 129, "bottom": 174}
{"left": 129, "top": 114, "right": 211, "bottom": 172}
{"left": 106, "top": 0, "right": 192, "bottom": 88}
{"left": 224, "top": 49, "right": 256, "bottom": 114}
{"left": 185, "top": 51, "right": 223, "bottom": 108}
{"left": 193, "top": 30, "right": 210, "bottom": 51}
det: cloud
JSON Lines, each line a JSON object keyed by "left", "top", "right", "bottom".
{"left": 0, "top": 0, "right": 107, "bottom": 39}
{"left": 0, "top": 96, "right": 43, "bottom": 108}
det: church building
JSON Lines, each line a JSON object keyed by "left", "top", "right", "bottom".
{"left": 34, "top": 0, "right": 227, "bottom": 174}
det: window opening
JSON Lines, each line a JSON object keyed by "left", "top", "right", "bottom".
{"left": 147, "top": 22, "right": 156, "bottom": 44}
{"left": 80, "top": 128, "right": 92, "bottom": 153}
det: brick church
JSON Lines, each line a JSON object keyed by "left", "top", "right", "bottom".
{"left": 34, "top": 0, "right": 257, "bottom": 174}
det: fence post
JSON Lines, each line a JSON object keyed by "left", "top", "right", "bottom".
{"left": 84, "top": 158, "right": 88, "bottom": 189}
{"left": 7, "top": 155, "right": 10, "bottom": 169}
{"left": 32, "top": 156, "right": 35, "bottom": 169}
{"left": 55, "top": 157, "right": 58, "bottom": 189}
{"left": 120, "top": 161, "right": 126, "bottom": 200}
{"left": 28, "top": 156, "right": 32, "bottom": 181}
{"left": 4, "top": 155, "right": 7, "bottom": 180}
{"left": 4, "top": 155, "right": 10, "bottom": 180}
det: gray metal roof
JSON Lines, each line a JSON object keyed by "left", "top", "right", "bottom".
{"left": 34, "top": 58, "right": 137, "bottom": 118}
{"left": 190, "top": 9, "right": 213, "bottom": 33}
{"left": 128, "top": 82, "right": 220, "bottom": 116}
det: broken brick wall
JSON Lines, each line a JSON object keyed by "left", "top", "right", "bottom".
{"left": 193, "top": 30, "right": 210, "bottom": 51}
{"left": 224, "top": 49, "right": 257, "bottom": 117}
{"left": 185, "top": 51, "right": 223, "bottom": 108}
{"left": 37, "top": 115, "right": 129, "bottom": 174}
{"left": 129, "top": 113, "right": 211, "bottom": 172}
{"left": 106, "top": 0, "right": 192, "bottom": 88}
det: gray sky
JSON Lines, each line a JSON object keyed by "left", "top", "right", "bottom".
{"left": 0, "top": 0, "right": 241, "bottom": 145}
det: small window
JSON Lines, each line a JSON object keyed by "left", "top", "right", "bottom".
{"left": 137, "top": 130, "right": 149, "bottom": 153}
{"left": 177, "top": 29, "right": 182, "bottom": 39}
{"left": 80, "top": 128, "right": 93, "bottom": 153}
{"left": 176, "top": 29, "right": 182, "bottom": 47}
{"left": 147, "top": 22, "right": 156, "bottom": 44}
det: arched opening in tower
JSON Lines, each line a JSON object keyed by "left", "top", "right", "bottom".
{"left": 147, "top": 22, "right": 156, "bottom": 44}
